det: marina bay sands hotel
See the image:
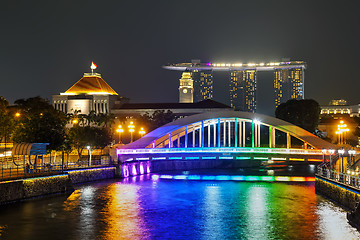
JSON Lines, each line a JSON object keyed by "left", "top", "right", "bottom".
{"left": 163, "top": 60, "right": 306, "bottom": 113}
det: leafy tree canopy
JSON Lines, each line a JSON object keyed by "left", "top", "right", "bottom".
{"left": 275, "top": 99, "right": 320, "bottom": 133}
{"left": 138, "top": 110, "right": 176, "bottom": 132}
{"left": 67, "top": 126, "right": 112, "bottom": 160}
{"left": 12, "top": 96, "right": 67, "bottom": 151}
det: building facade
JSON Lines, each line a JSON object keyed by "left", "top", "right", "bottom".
{"left": 192, "top": 70, "right": 214, "bottom": 102}
{"left": 274, "top": 68, "right": 304, "bottom": 107}
{"left": 52, "top": 72, "right": 123, "bottom": 115}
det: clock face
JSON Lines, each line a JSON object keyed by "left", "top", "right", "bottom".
{"left": 183, "top": 89, "right": 188, "bottom": 93}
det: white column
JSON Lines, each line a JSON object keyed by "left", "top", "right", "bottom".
{"left": 192, "top": 126, "right": 195, "bottom": 147}
{"left": 208, "top": 122, "right": 211, "bottom": 147}
{"left": 228, "top": 120, "right": 231, "bottom": 147}
{"left": 257, "top": 124, "right": 261, "bottom": 147}
{"left": 223, "top": 120, "right": 226, "bottom": 147}
{"left": 213, "top": 123, "right": 216, "bottom": 148}
{"left": 242, "top": 121, "right": 246, "bottom": 147}
{"left": 185, "top": 126, "right": 188, "bottom": 148}
{"left": 238, "top": 120, "right": 242, "bottom": 147}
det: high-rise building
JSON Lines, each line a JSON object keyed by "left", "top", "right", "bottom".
{"left": 274, "top": 67, "right": 304, "bottom": 107}
{"left": 244, "top": 70, "right": 257, "bottom": 112}
{"left": 229, "top": 70, "right": 256, "bottom": 112}
{"left": 192, "top": 70, "right": 214, "bottom": 102}
{"left": 179, "top": 72, "right": 194, "bottom": 103}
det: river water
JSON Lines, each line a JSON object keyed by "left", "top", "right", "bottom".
{"left": 0, "top": 168, "right": 360, "bottom": 240}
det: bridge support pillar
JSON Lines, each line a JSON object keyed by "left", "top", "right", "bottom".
{"left": 269, "top": 126, "right": 275, "bottom": 148}
{"left": 287, "top": 133, "right": 291, "bottom": 149}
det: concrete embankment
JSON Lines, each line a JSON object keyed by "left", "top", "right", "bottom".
{"left": 315, "top": 175, "right": 360, "bottom": 211}
{"left": 0, "top": 167, "right": 118, "bottom": 205}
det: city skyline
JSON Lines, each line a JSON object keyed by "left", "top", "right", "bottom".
{"left": 167, "top": 60, "right": 305, "bottom": 113}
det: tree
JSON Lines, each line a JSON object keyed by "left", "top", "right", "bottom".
{"left": 0, "top": 97, "right": 17, "bottom": 152}
{"left": 12, "top": 96, "right": 67, "bottom": 151}
{"left": 139, "top": 110, "right": 176, "bottom": 132}
{"left": 67, "top": 126, "right": 112, "bottom": 160}
{"left": 275, "top": 99, "right": 320, "bottom": 133}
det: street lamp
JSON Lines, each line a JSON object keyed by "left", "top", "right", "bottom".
{"left": 128, "top": 121, "right": 135, "bottom": 143}
{"left": 322, "top": 149, "right": 327, "bottom": 164}
{"left": 139, "top": 127, "right": 146, "bottom": 137}
{"left": 348, "top": 150, "right": 356, "bottom": 169}
{"left": 328, "top": 149, "right": 335, "bottom": 169}
{"left": 338, "top": 149, "right": 345, "bottom": 172}
{"left": 116, "top": 125, "right": 124, "bottom": 144}
{"left": 86, "top": 146, "right": 92, "bottom": 166}
{"left": 336, "top": 120, "right": 349, "bottom": 145}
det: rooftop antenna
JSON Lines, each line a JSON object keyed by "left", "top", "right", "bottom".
{"left": 90, "top": 61, "right": 97, "bottom": 75}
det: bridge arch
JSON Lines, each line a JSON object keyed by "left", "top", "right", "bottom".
{"left": 122, "top": 111, "right": 333, "bottom": 150}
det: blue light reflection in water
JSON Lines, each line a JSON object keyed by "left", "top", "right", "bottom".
{"left": 0, "top": 171, "right": 360, "bottom": 239}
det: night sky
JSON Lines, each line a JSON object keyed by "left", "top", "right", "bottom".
{"left": 1, "top": 1, "right": 360, "bottom": 113}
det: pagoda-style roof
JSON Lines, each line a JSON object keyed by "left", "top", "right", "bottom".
{"left": 62, "top": 73, "right": 118, "bottom": 95}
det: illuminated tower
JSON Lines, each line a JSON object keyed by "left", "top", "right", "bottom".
{"left": 229, "top": 70, "right": 256, "bottom": 112}
{"left": 244, "top": 70, "right": 257, "bottom": 112}
{"left": 179, "top": 72, "right": 194, "bottom": 103}
{"left": 193, "top": 70, "right": 214, "bottom": 102}
{"left": 289, "top": 67, "right": 304, "bottom": 99}
{"left": 274, "top": 67, "right": 304, "bottom": 107}
{"left": 229, "top": 70, "right": 245, "bottom": 110}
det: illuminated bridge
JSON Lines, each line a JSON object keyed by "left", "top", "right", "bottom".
{"left": 117, "top": 111, "right": 335, "bottom": 177}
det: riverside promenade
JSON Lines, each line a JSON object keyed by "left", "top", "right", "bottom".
{"left": 0, "top": 166, "right": 120, "bottom": 205}
{"left": 316, "top": 167, "right": 360, "bottom": 211}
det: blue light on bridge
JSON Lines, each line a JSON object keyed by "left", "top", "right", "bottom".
{"left": 151, "top": 174, "right": 314, "bottom": 182}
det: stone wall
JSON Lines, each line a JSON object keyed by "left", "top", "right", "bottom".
{"left": 0, "top": 167, "right": 118, "bottom": 205}
{"left": 0, "top": 175, "right": 73, "bottom": 205}
{"left": 315, "top": 175, "right": 360, "bottom": 211}
{"left": 66, "top": 167, "right": 117, "bottom": 184}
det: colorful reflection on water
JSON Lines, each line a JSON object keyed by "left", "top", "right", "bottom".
{"left": 0, "top": 170, "right": 360, "bottom": 240}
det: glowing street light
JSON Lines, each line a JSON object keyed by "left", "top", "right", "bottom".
{"left": 86, "top": 146, "right": 92, "bottom": 166}
{"left": 116, "top": 125, "right": 124, "bottom": 144}
{"left": 128, "top": 121, "right": 135, "bottom": 143}
{"left": 15, "top": 112, "right": 20, "bottom": 117}
{"left": 72, "top": 119, "right": 78, "bottom": 125}
{"left": 338, "top": 149, "right": 345, "bottom": 172}
{"left": 139, "top": 127, "right": 146, "bottom": 137}
{"left": 348, "top": 150, "right": 356, "bottom": 169}
{"left": 336, "top": 120, "right": 349, "bottom": 145}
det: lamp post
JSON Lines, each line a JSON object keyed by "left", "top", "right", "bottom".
{"left": 128, "top": 121, "right": 135, "bottom": 143}
{"left": 336, "top": 120, "right": 349, "bottom": 145}
{"left": 116, "top": 125, "right": 124, "bottom": 144}
{"left": 348, "top": 149, "right": 356, "bottom": 170}
{"left": 86, "top": 146, "right": 92, "bottom": 166}
{"left": 139, "top": 127, "right": 146, "bottom": 138}
{"left": 328, "top": 149, "right": 335, "bottom": 169}
{"left": 338, "top": 149, "right": 345, "bottom": 172}
{"left": 322, "top": 149, "right": 327, "bottom": 164}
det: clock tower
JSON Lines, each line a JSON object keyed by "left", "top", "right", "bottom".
{"left": 179, "top": 72, "right": 194, "bottom": 103}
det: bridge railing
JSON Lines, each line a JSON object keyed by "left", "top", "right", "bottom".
{"left": 316, "top": 166, "right": 360, "bottom": 189}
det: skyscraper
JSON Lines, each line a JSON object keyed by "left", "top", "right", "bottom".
{"left": 193, "top": 70, "right": 213, "bottom": 102}
{"left": 274, "top": 67, "right": 304, "bottom": 107}
{"left": 179, "top": 72, "right": 194, "bottom": 103}
{"left": 229, "top": 70, "right": 256, "bottom": 112}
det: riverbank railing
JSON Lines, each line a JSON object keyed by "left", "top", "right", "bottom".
{"left": 316, "top": 166, "right": 360, "bottom": 189}
{"left": 0, "top": 156, "right": 115, "bottom": 181}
